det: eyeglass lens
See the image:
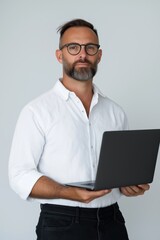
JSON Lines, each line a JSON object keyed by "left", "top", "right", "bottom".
{"left": 67, "top": 43, "right": 99, "bottom": 55}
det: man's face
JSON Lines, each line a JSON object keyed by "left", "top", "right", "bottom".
{"left": 57, "top": 27, "right": 102, "bottom": 81}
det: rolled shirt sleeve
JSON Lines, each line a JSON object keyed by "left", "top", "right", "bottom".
{"left": 8, "top": 106, "right": 45, "bottom": 200}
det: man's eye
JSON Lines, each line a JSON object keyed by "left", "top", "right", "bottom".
{"left": 69, "top": 45, "right": 79, "bottom": 50}
{"left": 87, "top": 45, "right": 95, "bottom": 50}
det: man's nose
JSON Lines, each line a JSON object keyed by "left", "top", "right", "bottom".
{"left": 78, "top": 46, "right": 87, "bottom": 58}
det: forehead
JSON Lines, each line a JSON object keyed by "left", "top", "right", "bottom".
{"left": 60, "top": 26, "right": 99, "bottom": 45}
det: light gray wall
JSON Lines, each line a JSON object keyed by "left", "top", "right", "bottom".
{"left": 1, "top": 0, "right": 160, "bottom": 239}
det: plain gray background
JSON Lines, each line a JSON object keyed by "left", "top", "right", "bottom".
{"left": 1, "top": 0, "right": 160, "bottom": 239}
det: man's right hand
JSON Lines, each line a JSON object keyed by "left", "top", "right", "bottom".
{"left": 62, "top": 185, "right": 111, "bottom": 203}
{"left": 30, "top": 176, "right": 111, "bottom": 203}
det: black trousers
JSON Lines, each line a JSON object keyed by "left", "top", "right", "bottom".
{"left": 36, "top": 203, "right": 129, "bottom": 240}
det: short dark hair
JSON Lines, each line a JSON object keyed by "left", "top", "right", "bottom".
{"left": 57, "top": 18, "right": 99, "bottom": 40}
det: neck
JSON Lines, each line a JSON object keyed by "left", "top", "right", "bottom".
{"left": 61, "top": 76, "right": 93, "bottom": 116}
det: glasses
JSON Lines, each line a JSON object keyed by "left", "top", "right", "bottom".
{"left": 60, "top": 43, "right": 100, "bottom": 56}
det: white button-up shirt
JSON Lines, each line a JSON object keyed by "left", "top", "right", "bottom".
{"left": 9, "top": 80, "right": 128, "bottom": 208}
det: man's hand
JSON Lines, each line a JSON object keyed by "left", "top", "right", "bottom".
{"left": 30, "top": 176, "right": 111, "bottom": 203}
{"left": 120, "top": 184, "right": 150, "bottom": 197}
{"left": 63, "top": 186, "right": 111, "bottom": 203}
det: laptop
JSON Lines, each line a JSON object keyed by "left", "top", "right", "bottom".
{"left": 66, "top": 129, "right": 160, "bottom": 190}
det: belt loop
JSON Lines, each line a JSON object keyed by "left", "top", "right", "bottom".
{"left": 75, "top": 207, "right": 80, "bottom": 223}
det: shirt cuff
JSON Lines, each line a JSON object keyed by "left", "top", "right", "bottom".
{"left": 11, "top": 170, "right": 44, "bottom": 200}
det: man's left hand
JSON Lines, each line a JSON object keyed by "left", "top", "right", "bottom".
{"left": 120, "top": 184, "right": 150, "bottom": 197}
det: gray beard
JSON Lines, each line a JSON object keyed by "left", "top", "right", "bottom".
{"left": 63, "top": 60, "right": 98, "bottom": 81}
{"left": 69, "top": 66, "right": 97, "bottom": 81}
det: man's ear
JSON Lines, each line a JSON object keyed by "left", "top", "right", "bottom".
{"left": 97, "top": 49, "right": 102, "bottom": 63}
{"left": 55, "top": 49, "right": 63, "bottom": 63}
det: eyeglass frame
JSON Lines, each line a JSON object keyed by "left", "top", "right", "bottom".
{"left": 59, "top": 42, "right": 100, "bottom": 56}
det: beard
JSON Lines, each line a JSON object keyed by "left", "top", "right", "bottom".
{"left": 63, "top": 58, "right": 98, "bottom": 81}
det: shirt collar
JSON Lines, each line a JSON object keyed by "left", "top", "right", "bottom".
{"left": 53, "top": 79, "right": 70, "bottom": 101}
{"left": 93, "top": 83, "right": 106, "bottom": 98}
{"left": 53, "top": 79, "right": 106, "bottom": 101}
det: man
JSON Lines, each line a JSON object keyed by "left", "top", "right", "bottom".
{"left": 9, "top": 19, "right": 149, "bottom": 240}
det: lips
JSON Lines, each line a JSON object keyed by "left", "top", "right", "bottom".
{"left": 76, "top": 63, "right": 89, "bottom": 66}
{"left": 74, "top": 60, "right": 91, "bottom": 67}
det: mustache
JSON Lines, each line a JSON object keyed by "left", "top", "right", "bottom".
{"left": 73, "top": 59, "right": 92, "bottom": 66}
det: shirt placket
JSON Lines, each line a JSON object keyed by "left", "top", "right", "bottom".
{"left": 88, "top": 119, "right": 97, "bottom": 178}
{"left": 88, "top": 93, "right": 99, "bottom": 178}
{"left": 71, "top": 92, "right": 99, "bottom": 180}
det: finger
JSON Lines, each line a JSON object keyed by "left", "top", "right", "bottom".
{"left": 82, "top": 189, "right": 111, "bottom": 203}
{"left": 138, "top": 184, "right": 150, "bottom": 191}
{"left": 123, "top": 186, "right": 139, "bottom": 194}
{"left": 129, "top": 186, "right": 143, "bottom": 194}
{"left": 120, "top": 187, "right": 132, "bottom": 196}
{"left": 120, "top": 186, "right": 144, "bottom": 196}
{"left": 89, "top": 189, "right": 111, "bottom": 197}
{"left": 130, "top": 186, "right": 147, "bottom": 195}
